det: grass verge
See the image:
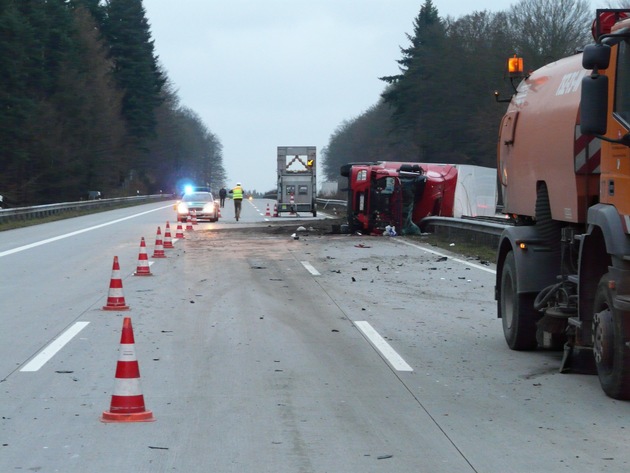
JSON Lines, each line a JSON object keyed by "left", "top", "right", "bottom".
{"left": 406, "top": 232, "right": 498, "bottom": 265}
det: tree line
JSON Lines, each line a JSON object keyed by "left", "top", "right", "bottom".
{"left": 321, "top": 0, "right": 597, "bottom": 183}
{"left": 0, "top": 0, "right": 225, "bottom": 206}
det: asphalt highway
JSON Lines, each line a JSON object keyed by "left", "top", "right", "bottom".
{"left": 1, "top": 200, "right": 629, "bottom": 472}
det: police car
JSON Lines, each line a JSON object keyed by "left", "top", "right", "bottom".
{"left": 176, "top": 191, "right": 219, "bottom": 222}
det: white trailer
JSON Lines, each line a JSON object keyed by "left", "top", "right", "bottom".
{"left": 277, "top": 146, "right": 317, "bottom": 217}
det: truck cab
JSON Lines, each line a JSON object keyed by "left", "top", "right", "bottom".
{"left": 341, "top": 161, "right": 457, "bottom": 235}
{"left": 345, "top": 164, "right": 403, "bottom": 234}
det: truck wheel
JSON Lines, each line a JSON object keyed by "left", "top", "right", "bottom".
{"left": 500, "top": 251, "right": 539, "bottom": 350}
{"left": 593, "top": 274, "right": 630, "bottom": 399}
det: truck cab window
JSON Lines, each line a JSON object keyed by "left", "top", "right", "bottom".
{"left": 376, "top": 177, "right": 395, "bottom": 195}
{"left": 615, "top": 40, "right": 630, "bottom": 127}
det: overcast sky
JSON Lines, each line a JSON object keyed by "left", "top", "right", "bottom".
{"left": 143, "top": 0, "right": 607, "bottom": 192}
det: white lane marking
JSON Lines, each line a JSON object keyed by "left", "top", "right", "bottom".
{"left": 301, "top": 261, "right": 321, "bottom": 276}
{"left": 0, "top": 205, "right": 173, "bottom": 258}
{"left": 354, "top": 321, "right": 413, "bottom": 372}
{"left": 20, "top": 322, "right": 90, "bottom": 372}
{"left": 396, "top": 239, "right": 496, "bottom": 274}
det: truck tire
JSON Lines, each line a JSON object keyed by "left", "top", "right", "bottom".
{"left": 593, "top": 274, "right": 630, "bottom": 399}
{"left": 500, "top": 251, "right": 539, "bottom": 350}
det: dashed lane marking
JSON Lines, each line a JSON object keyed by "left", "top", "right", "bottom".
{"left": 301, "top": 261, "right": 321, "bottom": 276}
{"left": 21, "top": 322, "right": 90, "bottom": 372}
{"left": 354, "top": 321, "right": 413, "bottom": 372}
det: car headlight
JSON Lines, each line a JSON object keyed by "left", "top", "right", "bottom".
{"left": 177, "top": 202, "right": 189, "bottom": 214}
{"left": 203, "top": 202, "right": 216, "bottom": 213}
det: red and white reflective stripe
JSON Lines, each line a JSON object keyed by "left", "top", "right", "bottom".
{"left": 108, "top": 395, "right": 146, "bottom": 413}
{"left": 107, "top": 287, "right": 125, "bottom": 300}
{"left": 163, "top": 222, "right": 174, "bottom": 248}
{"left": 112, "top": 378, "right": 143, "bottom": 397}
{"left": 574, "top": 125, "right": 601, "bottom": 174}
{"left": 136, "top": 259, "right": 150, "bottom": 271}
{"left": 118, "top": 344, "right": 138, "bottom": 362}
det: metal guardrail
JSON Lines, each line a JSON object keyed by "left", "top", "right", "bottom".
{"left": 315, "top": 198, "right": 346, "bottom": 209}
{"left": 313, "top": 197, "right": 508, "bottom": 244}
{"left": 420, "top": 215, "right": 511, "bottom": 247}
{"left": 0, "top": 194, "right": 172, "bottom": 224}
{"left": 421, "top": 216, "right": 509, "bottom": 235}
{"left": 313, "top": 196, "right": 508, "bottom": 248}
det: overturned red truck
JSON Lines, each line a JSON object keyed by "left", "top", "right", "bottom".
{"left": 340, "top": 162, "right": 495, "bottom": 235}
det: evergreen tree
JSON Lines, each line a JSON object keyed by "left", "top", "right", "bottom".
{"left": 380, "top": 0, "right": 446, "bottom": 160}
{"left": 71, "top": 0, "right": 107, "bottom": 26}
{"left": 102, "top": 0, "right": 165, "bottom": 141}
{"left": 58, "top": 4, "right": 127, "bottom": 196}
{"left": 0, "top": 0, "right": 223, "bottom": 204}
{"left": 0, "top": 0, "right": 85, "bottom": 203}
{"left": 0, "top": 2, "right": 37, "bottom": 202}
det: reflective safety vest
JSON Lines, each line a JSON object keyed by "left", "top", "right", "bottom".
{"left": 232, "top": 186, "right": 243, "bottom": 200}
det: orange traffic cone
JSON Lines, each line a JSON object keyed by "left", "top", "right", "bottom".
{"left": 273, "top": 204, "right": 278, "bottom": 218}
{"left": 103, "top": 256, "right": 130, "bottom": 311}
{"left": 218, "top": 206, "right": 222, "bottom": 218}
{"left": 185, "top": 215, "right": 194, "bottom": 232}
{"left": 134, "top": 237, "right": 152, "bottom": 276}
{"left": 101, "top": 317, "right": 154, "bottom": 423}
{"left": 152, "top": 226, "right": 166, "bottom": 258}
{"left": 265, "top": 204, "right": 271, "bottom": 217}
{"left": 175, "top": 222, "right": 185, "bottom": 239}
{"left": 163, "top": 222, "right": 174, "bottom": 249}
{"left": 191, "top": 210, "right": 198, "bottom": 225}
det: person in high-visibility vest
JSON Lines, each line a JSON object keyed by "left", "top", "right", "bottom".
{"left": 229, "top": 183, "right": 244, "bottom": 221}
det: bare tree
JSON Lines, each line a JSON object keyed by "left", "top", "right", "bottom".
{"left": 508, "top": 0, "right": 592, "bottom": 69}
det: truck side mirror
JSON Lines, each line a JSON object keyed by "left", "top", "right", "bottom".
{"left": 582, "top": 43, "right": 611, "bottom": 70}
{"left": 580, "top": 73, "right": 609, "bottom": 135}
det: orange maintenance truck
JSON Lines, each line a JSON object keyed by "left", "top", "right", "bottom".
{"left": 495, "top": 10, "right": 630, "bottom": 398}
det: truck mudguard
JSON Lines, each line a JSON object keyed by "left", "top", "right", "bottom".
{"left": 497, "top": 225, "right": 562, "bottom": 295}
{"left": 587, "top": 204, "right": 630, "bottom": 259}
